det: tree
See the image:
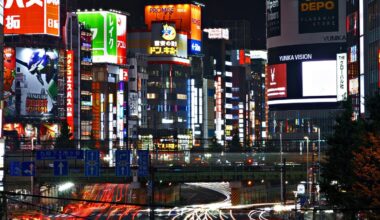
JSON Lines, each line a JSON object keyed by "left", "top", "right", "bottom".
{"left": 321, "top": 97, "right": 365, "bottom": 210}
{"left": 229, "top": 129, "right": 242, "bottom": 152}
{"left": 209, "top": 137, "right": 223, "bottom": 152}
{"left": 55, "top": 121, "right": 75, "bottom": 149}
{"left": 353, "top": 133, "right": 380, "bottom": 211}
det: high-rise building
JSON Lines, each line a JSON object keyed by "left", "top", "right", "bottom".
{"left": 126, "top": 4, "right": 203, "bottom": 150}
{"left": 202, "top": 31, "right": 231, "bottom": 147}
{"left": 346, "top": 0, "right": 360, "bottom": 115}
{"left": 75, "top": 10, "right": 129, "bottom": 158}
{"left": 213, "top": 20, "right": 251, "bottom": 49}
{"left": 250, "top": 50, "right": 269, "bottom": 147}
{"left": 65, "top": 13, "right": 94, "bottom": 144}
{"left": 363, "top": 0, "right": 380, "bottom": 107}
{"left": 2, "top": 0, "right": 65, "bottom": 150}
{"left": 266, "top": 0, "right": 347, "bottom": 146}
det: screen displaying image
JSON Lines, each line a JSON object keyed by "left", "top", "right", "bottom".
{"left": 302, "top": 60, "right": 337, "bottom": 97}
{"left": 16, "top": 48, "right": 59, "bottom": 116}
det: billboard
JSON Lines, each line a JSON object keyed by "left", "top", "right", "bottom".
{"left": 149, "top": 22, "right": 188, "bottom": 59}
{"left": 66, "top": 50, "right": 74, "bottom": 138}
{"left": 4, "top": 0, "right": 59, "bottom": 36}
{"left": 267, "top": 64, "right": 287, "bottom": 99}
{"left": 267, "top": 0, "right": 281, "bottom": 37}
{"left": 267, "top": 0, "right": 345, "bottom": 49}
{"left": 16, "top": 48, "right": 58, "bottom": 116}
{"left": 145, "top": 4, "right": 202, "bottom": 54}
{"left": 336, "top": 53, "right": 347, "bottom": 101}
{"left": 302, "top": 60, "right": 337, "bottom": 97}
{"left": 77, "top": 11, "right": 127, "bottom": 65}
{"left": 204, "top": 28, "right": 229, "bottom": 40}
{"left": 299, "top": 0, "right": 339, "bottom": 33}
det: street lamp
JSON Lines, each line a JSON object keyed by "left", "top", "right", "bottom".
{"left": 303, "top": 136, "right": 310, "bottom": 202}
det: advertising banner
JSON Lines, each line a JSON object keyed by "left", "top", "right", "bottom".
{"left": 299, "top": 0, "right": 339, "bottom": 33}
{"left": 267, "top": 0, "right": 281, "bottom": 37}
{"left": 16, "top": 48, "right": 58, "bottom": 116}
{"left": 4, "top": 0, "right": 60, "bottom": 36}
{"left": 77, "top": 11, "right": 127, "bottom": 65}
{"left": 267, "top": 64, "right": 287, "bottom": 99}
{"left": 336, "top": 53, "right": 347, "bottom": 101}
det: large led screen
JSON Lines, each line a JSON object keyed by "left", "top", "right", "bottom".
{"left": 302, "top": 60, "right": 337, "bottom": 97}
{"left": 4, "top": 0, "right": 60, "bottom": 36}
{"left": 77, "top": 11, "right": 127, "bottom": 65}
{"left": 16, "top": 48, "right": 58, "bottom": 116}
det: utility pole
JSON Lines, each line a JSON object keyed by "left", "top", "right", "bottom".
{"left": 282, "top": 158, "right": 286, "bottom": 205}
{"left": 149, "top": 148, "right": 155, "bottom": 220}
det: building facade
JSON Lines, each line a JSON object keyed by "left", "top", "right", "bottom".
{"left": 266, "top": 0, "right": 347, "bottom": 147}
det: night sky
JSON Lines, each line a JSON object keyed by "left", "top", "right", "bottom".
{"left": 76, "top": 0, "right": 266, "bottom": 49}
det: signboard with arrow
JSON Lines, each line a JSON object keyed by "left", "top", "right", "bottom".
{"left": 54, "top": 161, "right": 68, "bottom": 176}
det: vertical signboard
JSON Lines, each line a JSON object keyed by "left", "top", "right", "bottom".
{"left": 4, "top": 0, "right": 59, "bottom": 36}
{"left": 299, "top": 0, "right": 339, "bottom": 33}
{"left": 3, "top": 47, "right": 16, "bottom": 118}
{"left": 115, "top": 150, "right": 130, "bottom": 177}
{"left": 138, "top": 150, "right": 149, "bottom": 177}
{"left": 16, "top": 48, "right": 58, "bottom": 116}
{"left": 267, "top": 64, "right": 287, "bottom": 99}
{"left": 189, "top": 4, "right": 201, "bottom": 54}
{"left": 77, "top": 11, "right": 127, "bottom": 65}
{"left": 116, "top": 13, "right": 127, "bottom": 65}
{"left": 0, "top": 0, "right": 4, "bottom": 25}
{"left": 336, "top": 53, "right": 347, "bottom": 101}
{"left": 45, "top": 0, "right": 60, "bottom": 36}
{"left": 85, "top": 150, "right": 100, "bottom": 177}
{"left": 66, "top": 50, "right": 74, "bottom": 137}
{"left": 267, "top": 0, "right": 281, "bottom": 37}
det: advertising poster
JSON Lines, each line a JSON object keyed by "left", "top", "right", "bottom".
{"left": 3, "top": 47, "right": 16, "bottom": 117}
{"left": 16, "top": 48, "right": 58, "bottom": 116}
{"left": 267, "top": 0, "right": 281, "bottom": 37}
{"left": 77, "top": 11, "right": 127, "bottom": 65}
{"left": 299, "top": 0, "right": 339, "bottom": 33}
{"left": 267, "top": 64, "right": 287, "bottom": 99}
{"left": 4, "top": 0, "right": 59, "bottom": 36}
